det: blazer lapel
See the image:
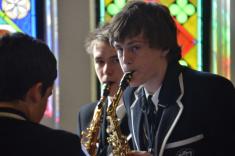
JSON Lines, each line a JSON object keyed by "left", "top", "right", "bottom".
{"left": 154, "top": 62, "right": 185, "bottom": 156}
{"left": 130, "top": 87, "right": 145, "bottom": 150}
{"left": 154, "top": 100, "right": 183, "bottom": 156}
{"left": 120, "top": 114, "right": 129, "bottom": 136}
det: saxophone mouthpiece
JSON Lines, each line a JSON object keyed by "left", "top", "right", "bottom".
{"left": 102, "top": 83, "right": 111, "bottom": 97}
{"left": 120, "top": 71, "right": 133, "bottom": 90}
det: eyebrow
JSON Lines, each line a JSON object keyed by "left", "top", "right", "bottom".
{"left": 127, "top": 40, "right": 145, "bottom": 45}
{"left": 94, "top": 54, "right": 118, "bottom": 60}
{"left": 94, "top": 56, "right": 102, "bottom": 61}
{"left": 115, "top": 40, "right": 146, "bottom": 47}
{"left": 110, "top": 55, "right": 118, "bottom": 59}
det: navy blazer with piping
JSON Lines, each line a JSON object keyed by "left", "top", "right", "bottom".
{"left": 123, "top": 62, "right": 235, "bottom": 156}
{"left": 0, "top": 108, "right": 85, "bottom": 156}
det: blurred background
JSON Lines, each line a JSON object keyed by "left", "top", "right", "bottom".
{"left": 0, "top": 0, "right": 234, "bottom": 133}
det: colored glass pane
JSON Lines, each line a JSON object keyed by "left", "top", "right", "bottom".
{"left": 106, "top": 0, "right": 126, "bottom": 17}
{"left": 177, "top": 11, "right": 188, "bottom": 23}
{"left": 189, "top": 0, "right": 197, "bottom": 6}
{"left": 114, "top": 0, "right": 126, "bottom": 8}
{"left": 169, "top": 0, "right": 196, "bottom": 24}
{"left": 177, "top": 0, "right": 187, "bottom": 7}
{"left": 107, "top": 3, "right": 120, "bottom": 16}
{"left": 159, "top": 0, "right": 174, "bottom": 6}
{"left": 0, "top": 0, "right": 36, "bottom": 37}
{"left": 179, "top": 59, "right": 189, "bottom": 66}
{"left": 169, "top": 4, "right": 180, "bottom": 15}
{"left": 185, "top": 4, "right": 195, "bottom": 15}
{"left": 105, "top": 0, "right": 112, "bottom": 5}
{"left": 184, "top": 14, "right": 197, "bottom": 38}
{"left": 211, "top": 0, "right": 231, "bottom": 79}
{"left": 184, "top": 46, "right": 197, "bottom": 69}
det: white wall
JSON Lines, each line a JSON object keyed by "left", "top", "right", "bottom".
{"left": 57, "top": 0, "right": 95, "bottom": 133}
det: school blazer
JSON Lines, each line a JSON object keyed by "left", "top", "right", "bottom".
{"left": 123, "top": 62, "right": 235, "bottom": 156}
{"left": 0, "top": 108, "right": 84, "bottom": 156}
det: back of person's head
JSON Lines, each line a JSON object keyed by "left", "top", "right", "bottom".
{"left": 109, "top": 1, "right": 181, "bottom": 62}
{"left": 85, "top": 23, "right": 111, "bottom": 55}
{"left": 0, "top": 32, "right": 57, "bottom": 102}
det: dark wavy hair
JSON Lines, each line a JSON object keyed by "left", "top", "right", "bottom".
{"left": 109, "top": 1, "right": 181, "bottom": 62}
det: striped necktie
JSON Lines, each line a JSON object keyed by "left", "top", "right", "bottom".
{"left": 146, "top": 95, "right": 164, "bottom": 154}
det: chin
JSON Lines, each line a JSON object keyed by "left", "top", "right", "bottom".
{"left": 109, "top": 87, "right": 118, "bottom": 97}
{"left": 109, "top": 91, "right": 115, "bottom": 97}
{"left": 129, "top": 81, "right": 140, "bottom": 88}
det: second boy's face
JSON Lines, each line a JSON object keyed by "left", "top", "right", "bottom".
{"left": 92, "top": 41, "right": 123, "bottom": 96}
{"left": 113, "top": 34, "right": 168, "bottom": 93}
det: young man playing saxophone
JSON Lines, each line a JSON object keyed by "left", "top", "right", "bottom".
{"left": 109, "top": 1, "right": 235, "bottom": 156}
{"left": 77, "top": 24, "right": 132, "bottom": 156}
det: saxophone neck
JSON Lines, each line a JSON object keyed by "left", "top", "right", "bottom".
{"left": 107, "top": 72, "right": 133, "bottom": 114}
{"left": 106, "top": 72, "right": 133, "bottom": 156}
{"left": 97, "top": 83, "right": 111, "bottom": 108}
{"left": 107, "top": 88, "right": 123, "bottom": 114}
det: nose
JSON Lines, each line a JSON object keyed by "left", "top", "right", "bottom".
{"left": 103, "top": 63, "right": 112, "bottom": 75}
{"left": 122, "top": 49, "right": 133, "bottom": 65}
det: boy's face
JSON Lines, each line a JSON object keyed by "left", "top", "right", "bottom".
{"left": 113, "top": 34, "right": 168, "bottom": 92}
{"left": 92, "top": 41, "right": 123, "bottom": 96}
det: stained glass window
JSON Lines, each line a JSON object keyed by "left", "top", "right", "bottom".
{"left": 0, "top": 0, "right": 60, "bottom": 128}
{"left": 0, "top": 0, "right": 36, "bottom": 37}
{"left": 211, "top": 0, "right": 231, "bottom": 79}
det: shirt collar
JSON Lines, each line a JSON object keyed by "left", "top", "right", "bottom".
{"left": 144, "top": 86, "right": 162, "bottom": 108}
{"left": 107, "top": 96, "right": 126, "bottom": 121}
{"left": 0, "top": 107, "right": 28, "bottom": 121}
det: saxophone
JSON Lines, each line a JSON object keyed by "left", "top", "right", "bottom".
{"left": 81, "top": 83, "right": 110, "bottom": 156}
{"left": 106, "top": 72, "right": 133, "bottom": 156}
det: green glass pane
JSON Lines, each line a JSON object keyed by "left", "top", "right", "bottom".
{"left": 169, "top": 4, "right": 181, "bottom": 16}
{"left": 177, "top": 11, "right": 188, "bottom": 24}
{"left": 176, "top": 0, "right": 188, "bottom": 8}
{"left": 114, "top": 0, "right": 126, "bottom": 9}
{"left": 179, "top": 59, "right": 188, "bottom": 66}
{"left": 0, "top": 17, "right": 7, "bottom": 24}
{"left": 184, "top": 4, "right": 196, "bottom": 16}
{"left": 107, "top": 4, "right": 120, "bottom": 16}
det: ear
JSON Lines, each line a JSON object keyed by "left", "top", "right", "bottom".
{"left": 44, "top": 86, "right": 53, "bottom": 98}
{"left": 26, "top": 84, "right": 53, "bottom": 123}
{"left": 25, "top": 82, "right": 43, "bottom": 103}
{"left": 161, "top": 49, "right": 169, "bottom": 57}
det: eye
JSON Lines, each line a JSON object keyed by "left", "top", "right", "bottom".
{"left": 95, "top": 59, "right": 104, "bottom": 65}
{"left": 111, "top": 57, "right": 119, "bottom": 64}
{"left": 130, "top": 45, "right": 140, "bottom": 54}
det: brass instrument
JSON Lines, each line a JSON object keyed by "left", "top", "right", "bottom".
{"left": 81, "top": 83, "right": 110, "bottom": 156}
{"left": 106, "top": 72, "right": 133, "bottom": 156}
